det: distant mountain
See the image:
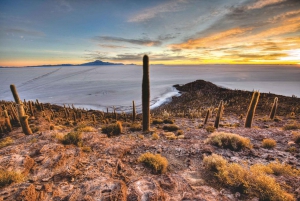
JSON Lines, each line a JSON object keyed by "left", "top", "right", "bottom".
{"left": 26, "top": 60, "right": 124, "bottom": 67}
{"left": 79, "top": 60, "right": 123, "bottom": 66}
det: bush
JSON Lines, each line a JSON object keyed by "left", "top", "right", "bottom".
{"left": 129, "top": 123, "right": 142, "bottom": 131}
{"left": 267, "top": 160, "right": 300, "bottom": 176}
{"left": 152, "top": 133, "right": 160, "bottom": 140}
{"left": 163, "top": 124, "right": 179, "bottom": 131}
{"left": 76, "top": 125, "right": 96, "bottom": 132}
{"left": 205, "top": 132, "right": 252, "bottom": 151}
{"left": 138, "top": 152, "right": 168, "bottom": 173}
{"left": 177, "top": 130, "right": 184, "bottom": 136}
{"left": 283, "top": 123, "right": 300, "bottom": 130}
{"left": 292, "top": 131, "right": 300, "bottom": 144}
{"left": 163, "top": 119, "right": 174, "bottom": 124}
{"left": 203, "top": 154, "right": 295, "bottom": 201}
{"left": 152, "top": 119, "right": 163, "bottom": 124}
{"left": 81, "top": 146, "right": 92, "bottom": 153}
{"left": 49, "top": 125, "right": 55, "bottom": 130}
{"left": 205, "top": 126, "right": 215, "bottom": 133}
{"left": 0, "top": 137, "right": 13, "bottom": 149}
{"left": 0, "top": 170, "right": 24, "bottom": 187}
{"left": 102, "top": 121, "right": 123, "bottom": 136}
{"left": 62, "top": 131, "right": 82, "bottom": 146}
{"left": 262, "top": 138, "right": 276, "bottom": 149}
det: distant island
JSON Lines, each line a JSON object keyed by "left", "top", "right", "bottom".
{"left": 25, "top": 60, "right": 124, "bottom": 67}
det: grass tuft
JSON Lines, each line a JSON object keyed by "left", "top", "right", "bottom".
{"left": 138, "top": 152, "right": 168, "bottom": 173}
{"left": 283, "top": 122, "right": 300, "bottom": 130}
{"left": 292, "top": 131, "right": 300, "bottom": 144}
{"left": 205, "top": 132, "right": 252, "bottom": 151}
{"left": 61, "top": 131, "right": 82, "bottom": 146}
{"left": 151, "top": 133, "right": 160, "bottom": 140}
{"left": 163, "top": 124, "right": 179, "bottom": 131}
{"left": 0, "top": 170, "right": 24, "bottom": 187}
{"left": 262, "top": 138, "right": 276, "bottom": 149}
{"left": 102, "top": 121, "right": 123, "bottom": 136}
{"left": 0, "top": 137, "right": 13, "bottom": 149}
{"left": 152, "top": 119, "right": 163, "bottom": 124}
{"left": 203, "top": 154, "right": 295, "bottom": 201}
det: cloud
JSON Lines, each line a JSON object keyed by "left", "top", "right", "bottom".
{"left": 128, "top": 0, "right": 187, "bottom": 22}
{"left": 92, "top": 36, "right": 162, "bottom": 46}
{"left": 246, "top": 0, "right": 287, "bottom": 10}
{"left": 5, "top": 28, "right": 45, "bottom": 37}
{"left": 170, "top": 27, "right": 252, "bottom": 49}
{"left": 268, "top": 9, "right": 300, "bottom": 23}
{"left": 98, "top": 44, "right": 139, "bottom": 49}
{"left": 55, "top": 0, "right": 73, "bottom": 12}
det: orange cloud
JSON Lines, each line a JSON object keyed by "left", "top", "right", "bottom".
{"left": 170, "top": 27, "right": 252, "bottom": 49}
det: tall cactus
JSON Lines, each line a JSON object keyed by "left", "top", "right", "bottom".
{"left": 142, "top": 55, "right": 150, "bottom": 132}
{"left": 204, "top": 109, "right": 210, "bottom": 125}
{"left": 245, "top": 91, "right": 260, "bottom": 128}
{"left": 2, "top": 106, "right": 12, "bottom": 132}
{"left": 214, "top": 100, "right": 224, "bottom": 129}
{"left": 132, "top": 100, "right": 136, "bottom": 123}
{"left": 10, "top": 85, "right": 32, "bottom": 135}
{"left": 269, "top": 97, "right": 278, "bottom": 120}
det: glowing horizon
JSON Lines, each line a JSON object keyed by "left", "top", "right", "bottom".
{"left": 0, "top": 0, "right": 299, "bottom": 67}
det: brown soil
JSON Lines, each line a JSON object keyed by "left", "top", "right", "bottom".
{"left": 0, "top": 80, "right": 299, "bottom": 201}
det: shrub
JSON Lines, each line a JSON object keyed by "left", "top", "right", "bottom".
{"left": 76, "top": 125, "right": 96, "bottom": 132}
{"left": 0, "top": 170, "right": 24, "bottom": 187}
{"left": 177, "top": 130, "right": 184, "bottom": 136}
{"left": 283, "top": 123, "right": 300, "bottom": 130}
{"left": 129, "top": 123, "right": 142, "bottom": 131}
{"left": 205, "top": 132, "right": 252, "bottom": 151}
{"left": 163, "top": 119, "right": 174, "bottom": 124}
{"left": 152, "top": 119, "right": 163, "bottom": 124}
{"left": 205, "top": 126, "right": 215, "bottom": 133}
{"left": 102, "top": 121, "right": 123, "bottom": 136}
{"left": 274, "top": 116, "right": 282, "bottom": 122}
{"left": 203, "top": 154, "right": 227, "bottom": 172}
{"left": 267, "top": 160, "right": 300, "bottom": 176}
{"left": 262, "top": 138, "right": 276, "bottom": 149}
{"left": 62, "top": 131, "right": 82, "bottom": 146}
{"left": 81, "top": 146, "right": 92, "bottom": 153}
{"left": 138, "top": 152, "right": 168, "bottom": 173}
{"left": 292, "top": 131, "right": 300, "bottom": 144}
{"left": 152, "top": 133, "right": 160, "bottom": 140}
{"left": 203, "top": 154, "right": 295, "bottom": 201}
{"left": 0, "top": 137, "right": 13, "bottom": 149}
{"left": 138, "top": 134, "right": 144, "bottom": 139}
{"left": 163, "top": 124, "right": 179, "bottom": 131}
{"left": 49, "top": 125, "right": 55, "bottom": 130}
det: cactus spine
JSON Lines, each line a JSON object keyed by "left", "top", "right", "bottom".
{"left": 142, "top": 55, "right": 150, "bottom": 132}
{"left": 245, "top": 91, "right": 260, "bottom": 128}
{"left": 132, "top": 100, "right": 136, "bottom": 123}
{"left": 269, "top": 97, "right": 278, "bottom": 120}
{"left": 10, "top": 85, "right": 32, "bottom": 135}
{"left": 214, "top": 101, "right": 224, "bottom": 129}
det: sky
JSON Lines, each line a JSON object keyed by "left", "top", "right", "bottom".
{"left": 0, "top": 0, "right": 300, "bottom": 67}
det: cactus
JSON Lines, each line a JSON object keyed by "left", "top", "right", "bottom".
{"left": 73, "top": 112, "right": 77, "bottom": 122}
{"left": 92, "top": 114, "right": 96, "bottom": 122}
{"left": 3, "top": 109, "right": 12, "bottom": 132}
{"left": 214, "top": 101, "right": 224, "bottom": 129}
{"left": 204, "top": 109, "right": 210, "bottom": 125}
{"left": 142, "top": 55, "right": 150, "bottom": 132}
{"left": 245, "top": 91, "right": 260, "bottom": 128}
{"left": 29, "top": 101, "right": 34, "bottom": 117}
{"left": 132, "top": 100, "right": 136, "bottom": 123}
{"left": 10, "top": 84, "right": 32, "bottom": 135}
{"left": 269, "top": 97, "right": 278, "bottom": 120}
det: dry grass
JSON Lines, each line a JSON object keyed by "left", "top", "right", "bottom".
{"left": 203, "top": 154, "right": 295, "bottom": 201}
{"left": 138, "top": 152, "right": 168, "bottom": 174}
{"left": 163, "top": 124, "right": 179, "bottom": 131}
{"left": 77, "top": 126, "right": 96, "bottom": 132}
{"left": 81, "top": 146, "right": 92, "bottom": 153}
{"left": 102, "top": 121, "right": 123, "bottom": 136}
{"left": 62, "top": 131, "right": 82, "bottom": 146}
{"left": 205, "top": 126, "right": 215, "bottom": 133}
{"left": 129, "top": 123, "right": 142, "bottom": 131}
{"left": 163, "top": 119, "right": 174, "bottom": 124}
{"left": 292, "top": 131, "right": 300, "bottom": 144}
{"left": 152, "top": 119, "right": 164, "bottom": 124}
{"left": 283, "top": 122, "right": 300, "bottom": 130}
{"left": 205, "top": 132, "right": 252, "bottom": 151}
{"left": 262, "top": 138, "right": 276, "bottom": 149}
{"left": 152, "top": 133, "right": 160, "bottom": 140}
{"left": 267, "top": 160, "right": 300, "bottom": 176}
{"left": 0, "top": 137, "right": 13, "bottom": 149}
{"left": 0, "top": 170, "right": 24, "bottom": 187}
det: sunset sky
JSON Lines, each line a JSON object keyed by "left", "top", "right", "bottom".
{"left": 0, "top": 0, "right": 299, "bottom": 67}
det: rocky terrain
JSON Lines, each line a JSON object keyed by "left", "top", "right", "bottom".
{"left": 0, "top": 80, "right": 300, "bottom": 201}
